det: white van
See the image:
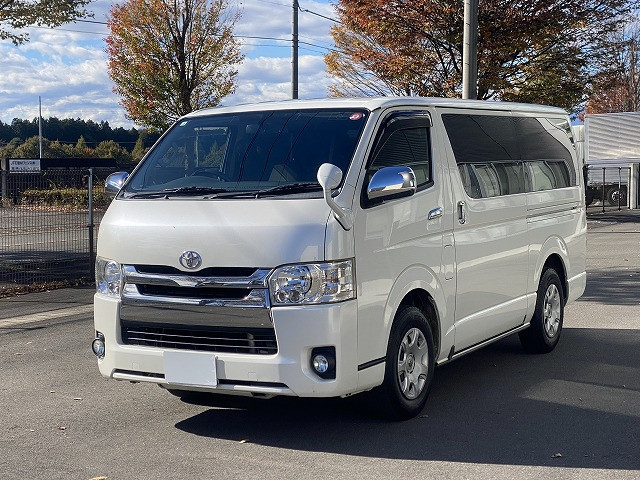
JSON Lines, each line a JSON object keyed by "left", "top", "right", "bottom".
{"left": 93, "top": 97, "right": 586, "bottom": 419}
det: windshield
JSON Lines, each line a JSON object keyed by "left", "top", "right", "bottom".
{"left": 122, "top": 108, "right": 369, "bottom": 198}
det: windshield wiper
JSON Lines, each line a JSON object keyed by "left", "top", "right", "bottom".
{"left": 128, "top": 186, "right": 228, "bottom": 199}
{"left": 210, "top": 182, "right": 322, "bottom": 199}
{"left": 254, "top": 182, "right": 322, "bottom": 198}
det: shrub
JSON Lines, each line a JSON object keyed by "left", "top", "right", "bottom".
{"left": 19, "top": 186, "right": 111, "bottom": 209}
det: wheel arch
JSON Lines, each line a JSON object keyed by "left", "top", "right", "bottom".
{"left": 383, "top": 265, "right": 447, "bottom": 361}
{"left": 536, "top": 238, "right": 569, "bottom": 301}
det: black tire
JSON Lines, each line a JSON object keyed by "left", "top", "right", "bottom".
{"left": 375, "top": 306, "right": 435, "bottom": 420}
{"left": 606, "top": 187, "right": 627, "bottom": 206}
{"left": 585, "top": 189, "right": 594, "bottom": 206}
{"left": 519, "top": 268, "right": 564, "bottom": 353}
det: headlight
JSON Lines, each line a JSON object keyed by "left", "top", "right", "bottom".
{"left": 95, "top": 257, "right": 122, "bottom": 297}
{"left": 268, "top": 259, "right": 355, "bottom": 305}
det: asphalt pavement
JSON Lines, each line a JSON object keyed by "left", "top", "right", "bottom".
{"left": 0, "top": 211, "right": 638, "bottom": 480}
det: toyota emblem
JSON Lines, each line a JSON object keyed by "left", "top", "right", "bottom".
{"left": 179, "top": 251, "right": 202, "bottom": 270}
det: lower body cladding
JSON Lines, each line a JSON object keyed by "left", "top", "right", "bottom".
{"left": 93, "top": 295, "right": 360, "bottom": 398}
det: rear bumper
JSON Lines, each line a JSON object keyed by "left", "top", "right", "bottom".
{"left": 93, "top": 294, "right": 360, "bottom": 397}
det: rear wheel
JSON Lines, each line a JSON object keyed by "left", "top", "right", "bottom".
{"left": 376, "top": 306, "right": 435, "bottom": 420}
{"left": 606, "top": 186, "right": 627, "bottom": 206}
{"left": 519, "top": 268, "right": 564, "bottom": 353}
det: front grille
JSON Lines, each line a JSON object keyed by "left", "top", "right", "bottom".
{"left": 121, "top": 321, "right": 278, "bottom": 355}
{"left": 135, "top": 265, "right": 258, "bottom": 277}
{"left": 137, "top": 284, "right": 249, "bottom": 300}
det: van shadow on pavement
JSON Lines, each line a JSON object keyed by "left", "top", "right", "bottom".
{"left": 582, "top": 269, "right": 640, "bottom": 306}
{"left": 176, "top": 327, "right": 639, "bottom": 470}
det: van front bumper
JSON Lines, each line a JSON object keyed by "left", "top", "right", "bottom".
{"left": 93, "top": 294, "right": 359, "bottom": 397}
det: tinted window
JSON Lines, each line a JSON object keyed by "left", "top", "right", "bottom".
{"left": 370, "top": 127, "right": 431, "bottom": 188}
{"left": 457, "top": 162, "right": 525, "bottom": 198}
{"left": 515, "top": 116, "right": 576, "bottom": 185}
{"left": 493, "top": 162, "right": 526, "bottom": 195}
{"left": 527, "top": 160, "right": 571, "bottom": 191}
{"left": 442, "top": 114, "right": 519, "bottom": 163}
{"left": 473, "top": 164, "right": 501, "bottom": 197}
{"left": 443, "top": 112, "right": 576, "bottom": 198}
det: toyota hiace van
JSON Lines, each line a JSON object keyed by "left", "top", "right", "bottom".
{"left": 93, "top": 97, "right": 586, "bottom": 419}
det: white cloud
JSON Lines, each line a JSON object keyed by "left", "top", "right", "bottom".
{"left": 225, "top": 54, "right": 330, "bottom": 104}
{"left": 0, "top": 0, "right": 338, "bottom": 128}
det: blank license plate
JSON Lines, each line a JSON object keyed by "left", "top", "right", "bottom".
{"left": 163, "top": 351, "right": 217, "bottom": 387}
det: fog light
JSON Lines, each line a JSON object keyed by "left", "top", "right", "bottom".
{"left": 92, "top": 332, "right": 105, "bottom": 359}
{"left": 310, "top": 346, "right": 336, "bottom": 380}
{"left": 312, "top": 354, "right": 329, "bottom": 373}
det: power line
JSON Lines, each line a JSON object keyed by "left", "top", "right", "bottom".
{"left": 299, "top": 40, "right": 342, "bottom": 54}
{"left": 74, "top": 19, "right": 108, "bottom": 25}
{"left": 251, "top": 0, "right": 290, "bottom": 7}
{"left": 298, "top": 4, "right": 341, "bottom": 24}
{"left": 30, "top": 24, "right": 343, "bottom": 53}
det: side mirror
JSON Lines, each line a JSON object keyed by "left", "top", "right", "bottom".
{"left": 317, "top": 163, "right": 343, "bottom": 191}
{"left": 367, "top": 166, "right": 416, "bottom": 201}
{"left": 317, "top": 163, "right": 352, "bottom": 231}
{"left": 105, "top": 171, "right": 129, "bottom": 198}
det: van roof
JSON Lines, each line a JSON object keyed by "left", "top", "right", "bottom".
{"left": 185, "top": 96, "right": 568, "bottom": 118}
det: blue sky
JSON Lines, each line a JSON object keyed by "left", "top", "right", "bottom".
{"left": 0, "top": 0, "right": 337, "bottom": 127}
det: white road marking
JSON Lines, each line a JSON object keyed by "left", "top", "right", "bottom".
{"left": 0, "top": 304, "right": 93, "bottom": 328}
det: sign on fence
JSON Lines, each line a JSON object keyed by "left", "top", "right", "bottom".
{"left": 9, "top": 159, "right": 41, "bottom": 172}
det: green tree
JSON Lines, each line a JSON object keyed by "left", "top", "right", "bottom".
{"left": 131, "top": 134, "right": 148, "bottom": 163}
{"left": 0, "top": 137, "right": 22, "bottom": 159}
{"left": 48, "top": 140, "right": 75, "bottom": 157}
{"left": 12, "top": 136, "right": 42, "bottom": 158}
{"left": 0, "top": 0, "right": 92, "bottom": 44}
{"left": 95, "top": 140, "right": 134, "bottom": 165}
{"left": 326, "top": 0, "right": 633, "bottom": 112}
{"left": 106, "top": 0, "right": 244, "bottom": 131}
{"left": 74, "top": 136, "right": 93, "bottom": 157}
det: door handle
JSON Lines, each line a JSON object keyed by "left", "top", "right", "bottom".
{"left": 457, "top": 201, "right": 466, "bottom": 224}
{"left": 428, "top": 207, "right": 443, "bottom": 220}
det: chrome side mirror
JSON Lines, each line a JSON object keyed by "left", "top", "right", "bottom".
{"left": 105, "top": 171, "right": 129, "bottom": 198}
{"left": 367, "top": 166, "right": 417, "bottom": 201}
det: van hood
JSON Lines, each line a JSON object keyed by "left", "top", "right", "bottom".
{"left": 97, "top": 198, "right": 332, "bottom": 269}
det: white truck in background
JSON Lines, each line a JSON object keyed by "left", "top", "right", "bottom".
{"left": 573, "top": 112, "right": 640, "bottom": 207}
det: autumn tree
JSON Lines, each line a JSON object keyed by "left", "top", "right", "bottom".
{"left": 0, "top": 0, "right": 92, "bottom": 44}
{"left": 587, "top": 21, "right": 640, "bottom": 114}
{"left": 106, "top": 0, "right": 243, "bottom": 131}
{"left": 326, "top": 0, "right": 633, "bottom": 112}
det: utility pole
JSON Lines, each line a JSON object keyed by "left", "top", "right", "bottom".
{"left": 38, "top": 96, "right": 43, "bottom": 159}
{"left": 292, "top": 0, "right": 299, "bottom": 99}
{"left": 462, "top": 0, "right": 478, "bottom": 100}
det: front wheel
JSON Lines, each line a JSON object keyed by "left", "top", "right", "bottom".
{"left": 519, "top": 268, "right": 564, "bottom": 353}
{"left": 376, "top": 306, "right": 435, "bottom": 420}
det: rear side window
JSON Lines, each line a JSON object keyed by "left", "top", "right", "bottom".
{"left": 440, "top": 114, "right": 519, "bottom": 163}
{"left": 527, "top": 160, "right": 572, "bottom": 191}
{"left": 457, "top": 162, "right": 525, "bottom": 198}
{"left": 443, "top": 113, "right": 576, "bottom": 198}
{"left": 516, "top": 116, "right": 576, "bottom": 190}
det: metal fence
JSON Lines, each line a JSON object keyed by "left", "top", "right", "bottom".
{"left": 1, "top": 161, "right": 117, "bottom": 293}
{"left": 585, "top": 165, "right": 632, "bottom": 213}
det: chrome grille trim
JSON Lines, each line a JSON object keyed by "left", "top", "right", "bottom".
{"left": 120, "top": 264, "right": 276, "bottom": 349}
{"left": 123, "top": 265, "right": 270, "bottom": 289}
{"left": 122, "top": 283, "right": 269, "bottom": 309}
